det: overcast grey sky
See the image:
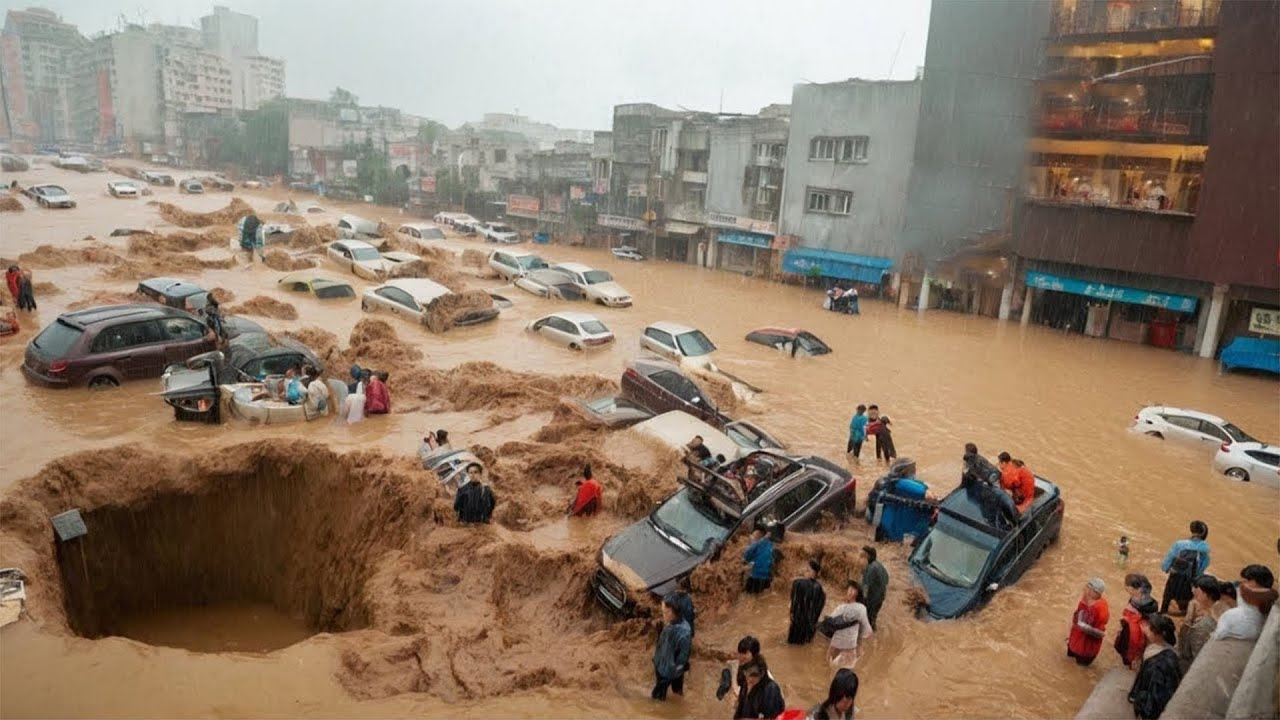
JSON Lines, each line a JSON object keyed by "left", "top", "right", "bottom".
{"left": 5, "top": 0, "right": 932, "bottom": 130}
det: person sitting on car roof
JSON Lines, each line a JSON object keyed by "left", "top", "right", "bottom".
{"left": 997, "top": 452, "right": 1036, "bottom": 515}
{"left": 687, "top": 435, "right": 714, "bottom": 467}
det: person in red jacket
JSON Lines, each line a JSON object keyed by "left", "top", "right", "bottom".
{"left": 5, "top": 265, "right": 21, "bottom": 303}
{"left": 1068, "top": 577, "right": 1110, "bottom": 665}
{"left": 569, "top": 464, "right": 603, "bottom": 516}
{"left": 364, "top": 371, "right": 391, "bottom": 415}
{"left": 1115, "top": 573, "right": 1158, "bottom": 668}
{"left": 997, "top": 452, "right": 1036, "bottom": 515}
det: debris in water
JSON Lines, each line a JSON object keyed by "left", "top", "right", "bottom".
{"left": 225, "top": 296, "right": 298, "bottom": 321}
{"left": 0, "top": 196, "right": 23, "bottom": 213}
{"left": 157, "top": 198, "right": 254, "bottom": 228}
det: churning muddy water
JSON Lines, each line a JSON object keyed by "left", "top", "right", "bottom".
{"left": 1, "top": 163, "right": 1277, "bottom": 719}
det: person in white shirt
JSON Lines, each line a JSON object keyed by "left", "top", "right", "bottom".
{"left": 1212, "top": 565, "right": 1276, "bottom": 642}
{"left": 304, "top": 367, "right": 329, "bottom": 415}
{"left": 822, "top": 580, "right": 874, "bottom": 669}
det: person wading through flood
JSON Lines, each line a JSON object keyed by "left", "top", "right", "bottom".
{"left": 859, "top": 545, "right": 889, "bottom": 630}
{"left": 1159, "top": 520, "right": 1211, "bottom": 615}
{"left": 204, "top": 295, "right": 227, "bottom": 344}
{"left": 996, "top": 452, "right": 1036, "bottom": 516}
{"left": 365, "top": 371, "right": 391, "bottom": 415}
{"left": 820, "top": 580, "right": 874, "bottom": 670}
{"left": 742, "top": 524, "right": 776, "bottom": 594}
{"left": 15, "top": 268, "right": 35, "bottom": 311}
{"left": 1128, "top": 613, "right": 1182, "bottom": 720}
{"left": 650, "top": 596, "right": 691, "bottom": 701}
{"left": 1115, "top": 573, "right": 1159, "bottom": 668}
{"left": 847, "top": 405, "right": 868, "bottom": 460}
{"left": 454, "top": 467, "right": 495, "bottom": 524}
{"left": 873, "top": 415, "right": 897, "bottom": 463}
{"left": 304, "top": 366, "right": 329, "bottom": 415}
{"left": 720, "top": 635, "right": 770, "bottom": 705}
{"left": 865, "top": 406, "right": 882, "bottom": 459}
{"left": 1067, "top": 577, "right": 1109, "bottom": 666}
{"left": 735, "top": 662, "right": 785, "bottom": 719}
{"left": 809, "top": 668, "right": 859, "bottom": 720}
{"left": 568, "top": 464, "right": 603, "bottom": 517}
{"left": 238, "top": 213, "right": 264, "bottom": 263}
{"left": 787, "top": 559, "right": 826, "bottom": 644}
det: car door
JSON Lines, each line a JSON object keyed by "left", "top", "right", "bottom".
{"left": 991, "top": 522, "right": 1037, "bottom": 588}
{"left": 648, "top": 370, "right": 703, "bottom": 416}
{"left": 375, "top": 287, "right": 420, "bottom": 318}
{"left": 91, "top": 320, "right": 166, "bottom": 380}
{"left": 643, "top": 328, "right": 677, "bottom": 358}
{"left": 1160, "top": 413, "right": 1204, "bottom": 441}
{"left": 1245, "top": 450, "right": 1280, "bottom": 480}
{"left": 158, "top": 316, "right": 214, "bottom": 365}
{"left": 541, "top": 317, "right": 575, "bottom": 346}
{"left": 1197, "top": 420, "right": 1231, "bottom": 445}
{"left": 756, "top": 476, "right": 829, "bottom": 530}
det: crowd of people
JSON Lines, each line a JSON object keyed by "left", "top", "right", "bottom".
{"left": 1064, "top": 520, "right": 1278, "bottom": 719}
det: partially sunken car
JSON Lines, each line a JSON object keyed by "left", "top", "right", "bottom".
{"left": 361, "top": 278, "right": 500, "bottom": 332}
{"left": 160, "top": 332, "right": 324, "bottom": 422}
{"left": 276, "top": 272, "right": 356, "bottom": 300}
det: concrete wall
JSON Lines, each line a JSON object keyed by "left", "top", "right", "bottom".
{"left": 1225, "top": 605, "right": 1280, "bottom": 719}
{"left": 111, "top": 29, "right": 161, "bottom": 141}
{"left": 1075, "top": 668, "right": 1135, "bottom": 720}
{"left": 902, "top": 0, "right": 1048, "bottom": 260}
{"left": 780, "top": 79, "right": 921, "bottom": 257}
{"left": 1163, "top": 637, "right": 1257, "bottom": 718}
{"left": 706, "top": 123, "right": 753, "bottom": 218}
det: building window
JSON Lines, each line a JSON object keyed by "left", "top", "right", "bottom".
{"left": 809, "top": 137, "right": 836, "bottom": 160}
{"left": 651, "top": 128, "right": 668, "bottom": 154}
{"left": 806, "top": 187, "right": 853, "bottom": 215}
{"left": 838, "top": 136, "right": 870, "bottom": 162}
{"left": 494, "top": 148, "right": 507, "bottom": 163}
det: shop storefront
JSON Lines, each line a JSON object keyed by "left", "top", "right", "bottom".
{"left": 715, "top": 230, "right": 773, "bottom": 276}
{"left": 1025, "top": 270, "right": 1201, "bottom": 349}
{"left": 661, "top": 221, "right": 702, "bottom": 264}
{"left": 595, "top": 213, "right": 649, "bottom": 254}
{"left": 782, "top": 247, "right": 894, "bottom": 290}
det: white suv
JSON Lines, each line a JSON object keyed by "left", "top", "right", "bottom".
{"left": 640, "top": 322, "right": 717, "bottom": 363}
{"left": 551, "top": 262, "right": 633, "bottom": 307}
{"left": 477, "top": 221, "right": 520, "bottom": 243}
{"left": 488, "top": 249, "right": 547, "bottom": 281}
{"left": 1131, "top": 405, "right": 1256, "bottom": 446}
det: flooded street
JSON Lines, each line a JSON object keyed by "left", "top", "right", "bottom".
{"left": 2, "top": 164, "right": 1277, "bottom": 719}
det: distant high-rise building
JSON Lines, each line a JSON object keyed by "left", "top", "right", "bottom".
{"left": 1, "top": 7, "right": 86, "bottom": 144}
{"left": 199, "top": 5, "right": 282, "bottom": 111}
{"left": 200, "top": 6, "right": 258, "bottom": 58}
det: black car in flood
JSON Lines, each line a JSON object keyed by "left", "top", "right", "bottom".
{"left": 909, "top": 464, "right": 1064, "bottom": 620}
{"left": 592, "top": 451, "right": 855, "bottom": 615}
{"left": 160, "top": 332, "right": 322, "bottom": 422}
{"left": 620, "top": 357, "right": 730, "bottom": 429}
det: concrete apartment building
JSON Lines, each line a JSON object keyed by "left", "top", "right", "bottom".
{"left": 0, "top": 7, "right": 84, "bottom": 145}
{"left": 704, "top": 109, "right": 789, "bottom": 274}
{"left": 201, "top": 6, "right": 285, "bottom": 112}
{"left": 778, "top": 79, "right": 921, "bottom": 287}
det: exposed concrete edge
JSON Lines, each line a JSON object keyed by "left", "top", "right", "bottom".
{"left": 1076, "top": 667, "right": 1135, "bottom": 720}
{"left": 1225, "top": 604, "right": 1280, "bottom": 720}
{"left": 1164, "top": 636, "right": 1256, "bottom": 719}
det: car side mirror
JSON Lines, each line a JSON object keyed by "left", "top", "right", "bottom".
{"left": 986, "top": 582, "right": 999, "bottom": 593}
{"left": 690, "top": 396, "right": 702, "bottom": 404}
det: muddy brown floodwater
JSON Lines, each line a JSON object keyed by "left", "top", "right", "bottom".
{"left": 1, "top": 162, "right": 1277, "bottom": 719}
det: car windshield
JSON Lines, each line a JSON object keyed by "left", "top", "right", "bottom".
{"left": 650, "top": 488, "right": 733, "bottom": 553}
{"left": 1222, "top": 423, "right": 1255, "bottom": 443}
{"left": 315, "top": 284, "right": 355, "bottom": 299}
{"left": 32, "top": 320, "right": 83, "bottom": 357}
{"left": 518, "top": 256, "right": 548, "bottom": 270}
{"left": 583, "top": 270, "right": 613, "bottom": 284}
{"left": 422, "top": 228, "right": 445, "bottom": 239}
{"left": 676, "top": 330, "right": 716, "bottom": 357}
{"left": 351, "top": 247, "right": 381, "bottom": 261}
{"left": 912, "top": 524, "right": 996, "bottom": 588}
{"left": 491, "top": 224, "right": 513, "bottom": 233}
{"left": 43, "top": 185, "right": 67, "bottom": 194}
{"left": 581, "top": 320, "right": 609, "bottom": 335}
{"left": 797, "top": 332, "right": 831, "bottom": 354}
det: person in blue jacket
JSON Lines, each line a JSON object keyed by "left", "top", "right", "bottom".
{"left": 651, "top": 596, "right": 692, "bottom": 701}
{"left": 876, "top": 462, "right": 936, "bottom": 543}
{"left": 743, "top": 525, "right": 776, "bottom": 594}
{"left": 1159, "top": 520, "right": 1211, "bottom": 615}
{"left": 846, "top": 404, "right": 868, "bottom": 458}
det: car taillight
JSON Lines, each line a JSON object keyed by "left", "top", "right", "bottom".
{"left": 1056, "top": 500, "right": 1065, "bottom": 515}
{"left": 48, "top": 360, "right": 68, "bottom": 373}
{"left": 844, "top": 476, "right": 857, "bottom": 492}
{"left": 1134, "top": 414, "right": 1140, "bottom": 421}
{"left": 623, "top": 368, "right": 641, "bottom": 381}
{"left": 1221, "top": 442, "right": 1230, "bottom": 452}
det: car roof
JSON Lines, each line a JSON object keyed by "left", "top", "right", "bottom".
{"left": 277, "top": 271, "right": 348, "bottom": 286}
{"left": 32, "top": 183, "right": 66, "bottom": 191}
{"left": 633, "top": 411, "right": 738, "bottom": 461}
{"left": 545, "top": 311, "right": 602, "bottom": 325}
{"left": 382, "top": 251, "right": 419, "bottom": 260}
{"left": 334, "top": 238, "right": 378, "bottom": 250}
{"left": 553, "top": 262, "right": 592, "bottom": 273}
{"left": 749, "top": 326, "right": 801, "bottom": 337}
{"left": 1147, "top": 406, "right": 1226, "bottom": 424}
{"left": 629, "top": 356, "right": 683, "bottom": 376}
{"left": 648, "top": 321, "right": 698, "bottom": 335}
{"left": 60, "top": 303, "right": 188, "bottom": 327}
{"left": 139, "top": 277, "right": 205, "bottom": 297}
{"left": 398, "top": 223, "right": 441, "bottom": 232}
{"left": 939, "top": 476, "right": 1060, "bottom": 538}
{"left": 382, "top": 278, "right": 451, "bottom": 300}
{"left": 498, "top": 249, "right": 538, "bottom": 258}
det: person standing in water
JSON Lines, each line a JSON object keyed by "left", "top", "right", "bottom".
{"left": 859, "top": 545, "right": 889, "bottom": 630}
{"left": 822, "top": 580, "right": 874, "bottom": 670}
{"left": 569, "top": 464, "right": 603, "bottom": 517}
{"left": 454, "top": 469, "right": 495, "bottom": 524}
{"left": 735, "top": 662, "right": 785, "bottom": 719}
{"left": 787, "top": 559, "right": 826, "bottom": 644}
{"left": 15, "top": 269, "right": 35, "bottom": 311}
{"left": 742, "top": 525, "right": 776, "bottom": 594}
{"left": 865, "top": 406, "right": 882, "bottom": 459}
{"left": 847, "top": 405, "right": 868, "bottom": 459}
{"left": 1067, "top": 577, "right": 1109, "bottom": 666}
{"left": 809, "top": 669, "right": 859, "bottom": 720}
{"left": 873, "top": 416, "right": 897, "bottom": 463}
{"left": 1115, "top": 574, "right": 1158, "bottom": 669}
{"left": 651, "top": 596, "right": 691, "bottom": 701}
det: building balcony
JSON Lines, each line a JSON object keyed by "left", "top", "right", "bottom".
{"left": 1035, "top": 107, "right": 1208, "bottom": 144}
{"left": 1049, "top": 0, "right": 1219, "bottom": 41}
{"left": 665, "top": 201, "right": 706, "bottom": 224}
{"left": 1014, "top": 197, "right": 1196, "bottom": 279}
{"left": 682, "top": 170, "right": 708, "bottom": 184}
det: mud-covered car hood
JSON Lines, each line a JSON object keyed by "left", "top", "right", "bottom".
{"left": 591, "top": 281, "right": 632, "bottom": 300}
{"left": 601, "top": 517, "right": 706, "bottom": 593}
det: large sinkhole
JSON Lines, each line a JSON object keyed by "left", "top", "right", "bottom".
{"left": 55, "top": 457, "right": 384, "bottom": 652}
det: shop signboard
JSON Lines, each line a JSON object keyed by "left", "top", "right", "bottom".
{"left": 419, "top": 176, "right": 436, "bottom": 193}
{"left": 507, "top": 194, "right": 540, "bottom": 218}
{"left": 1249, "top": 307, "right": 1279, "bottom": 336}
{"left": 598, "top": 214, "right": 647, "bottom": 231}
{"left": 570, "top": 185, "right": 586, "bottom": 200}
{"left": 1025, "top": 271, "right": 1198, "bottom": 312}
{"left": 707, "top": 211, "right": 777, "bottom": 236}
{"left": 545, "top": 196, "right": 565, "bottom": 214}
{"left": 716, "top": 230, "right": 772, "bottom": 249}
{"left": 627, "top": 182, "right": 648, "bottom": 198}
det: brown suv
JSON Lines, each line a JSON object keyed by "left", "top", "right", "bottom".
{"left": 23, "top": 304, "right": 215, "bottom": 389}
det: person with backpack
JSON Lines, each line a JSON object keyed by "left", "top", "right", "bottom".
{"left": 1159, "top": 520, "right": 1211, "bottom": 615}
{"left": 1115, "top": 573, "right": 1159, "bottom": 669}
{"left": 238, "top": 213, "right": 264, "bottom": 262}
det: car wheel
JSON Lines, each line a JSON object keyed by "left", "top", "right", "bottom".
{"left": 87, "top": 375, "right": 119, "bottom": 390}
{"left": 569, "top": 343, "right": 581, "bottom": 351}
{"left": 37, "top": 198, "right": 46, "bottom": 207}
{"left": 1225, "top": 468, "right": 1250, "bottom": 482}
{"left": 1145, "top": 431, "right": 1164, "bottom": 439}
{"left": 596, "top": 298, "right": 606, "bottom": 306}
{"left": 361, "top": 298, "right": 371, "bottom": 312}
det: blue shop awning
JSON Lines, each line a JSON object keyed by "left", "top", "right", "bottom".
{"left": 1025, "top": 271, "right": 1199, "bottom": 313}
{"left": 783, "top": 247, "right": 894, "bottom": 284}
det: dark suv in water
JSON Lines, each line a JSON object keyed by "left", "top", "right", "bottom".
{"left": 909, "top": 459, "right": 1064, "bottom": 620}
{"left": 23, "top": 305, "right": 216, "bottom": 389}
{"left": 591, "top": 450, "right": 854, "bottom": 615}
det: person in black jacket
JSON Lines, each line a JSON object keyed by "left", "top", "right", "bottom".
{"left": 787, "top": 558, "right": 826, "bottom": 644}
{"left": 734, "top": 661, "right": 784, "bottom": 719}
{"left": 1128, "top": 613, "right": 1182, "bottom": 720}
{"left": 810, "top": 668, "right": 859, "bottom": 720}
{"left": 454, "top": 470, "right": 495, "bottom": 523}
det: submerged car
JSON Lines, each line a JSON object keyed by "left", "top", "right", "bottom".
{"left": 361, "top": 278, "right": 499, "bottom": 332}
{"left": 201, "top": 176, "right": 234, "bottom": 191}
{"left": 160, "top": 332, "right": 324, "bottom": 422}
{"left": 178, "top": 178, "right": 204, "bottom": 194}
{"left": 612, "top": 245, "right": 644, "bottom": 261}
{"left": 327, "top": 239, "right": 391, "bottom": 280}
{"left": 489, "top": 249, "right": 547, "bottom": 281}
{"left": 398, "top": 223, "right": 446, "bottom": 241}
{"left": 106, "top": 180, "right": 140, "bottom": 198}
{"left": 745, "top": 327, "right": 832, "bottom": 357}
{"left": 550, "top": 263, "right": 633, "bottom": 308}
{"left": 527, "top": 311, "right": 614, "bottom": 350}
{"left": 476, "top": 221, "right": 520, "bottom": 243}
{"left": 23, "top": 183, "right": 75, "bottom": 208}
{"left": 592, "top": 447, "right": 854, "bottom": 615}
{"left": 337, "top": 214, "right": 380, "bottom": 239}
{"left": 1212, "top": 441, "right": 1280, "bottom": 487}
{"left": 1131, "top": 405, "right": 1257, "bottom": 447}
{"left": 515, "top": 269, "right": 586, "bottom": 301}
{"left": 277, "top": 272, "right": 356, "bottom": 300}
{"left": 909, "top": 464, "right": 1064, "bottom": 620}
{"left": 422, "top": 448, "right": 486, "bottom": 493}
{"left": 570, "top": 396, "right": 655, "bottom": 428}
{"left": 641, "top": 321, "right": 716, "bottom": 364}
{"left": 621, "top": 357, "right": 730, "bottom": 429}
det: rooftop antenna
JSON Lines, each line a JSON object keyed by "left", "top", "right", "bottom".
{"left": 719, "top": 88, "right": 724, "bottom": 114}
{"left": 888, "top": 31, "right": 906, "bottom": 76}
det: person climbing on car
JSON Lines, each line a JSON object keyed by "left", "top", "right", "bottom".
{"left": 846, "top": 405, "right": 868, "bottom": 459}
{"left": 568, "top": 464, "right": 603, "bottom": 517}
{"left": 284, "top": 365, "right": 305, "bottom": 405}
{"left": 996, "top": 452, "right": 1036, "bottom": 515}
{"left": 1067, "top": 577, "right": 1109, "bottom": 666}
{"left": 1159, "top": 520, "right": 1211, "bottom": 615}
{"left": 454, "top": 467, "right": 495, "bottom": 524}
{"left": 687, "top": 435, "right": 713, "bottom": 467}
{"left": 304, "top": 366, "right": 329, "bottom": 415}
{"left": 1115, "top": 573, "right": 1159, "bottom": 669}
{"left": 204, "top": 295, "right": 227, "bottom": 342}
{"left": 650, "top": 596, "right": 691, "bottom": 701}
{"left": 742, "top": 524, "right": 776, "bottom": 594}
{"left": 787, "top": 558, "right": 826, "bottom": 644}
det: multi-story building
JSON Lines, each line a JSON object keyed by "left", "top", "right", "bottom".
{"left": 705, "top": 110, "right": 789, "bottom": 274}
{"left": 0, "top": 7, "right": 85, "bottom": 144}
{"left": 199, "top": 6, "right": 283, "bottom": 112}
{"left": 778, "top": 79, "right": 921, "bottom": 288}
{"left": 1011, "top": 0, "right": 1277, "bottom": 356}
{"left": 68, "top": 26, "right": 164, "bottom": 151}
{"left": 463, "top": 112, "right": 593, "bottom": 150}
{"left": 234, "top": 55, "right": 284, "bottom": 110}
